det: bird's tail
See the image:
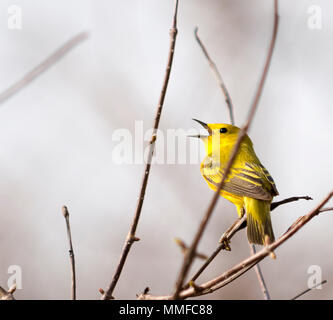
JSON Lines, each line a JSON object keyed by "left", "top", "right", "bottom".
{"left": 244, "top": 197, "right": 275, "bottom": 245}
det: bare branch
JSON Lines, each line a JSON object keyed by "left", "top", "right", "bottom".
{"left": 101, "top": 0, "right": 180, "bottom": 300}
{"left": 173, "top": 0, "right": 279, "bottom": 298}
{"left": 62, "top": 205, "right": 76, "bottom": 300}
{"left": 291, "top": 280, "right": 328, "bottom": 300}
{"left": 194, "top": 27, "right": 235, "bottom": 125}
{"left": 0, "top": 32, "right": 89, "bottom": 106}
{"left": 139, "top": 191, "right": 333, "bottom": 300}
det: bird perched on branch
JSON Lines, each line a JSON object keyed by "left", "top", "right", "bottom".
{"left": 192, "top": 119, "right": 278, "bottom": 245}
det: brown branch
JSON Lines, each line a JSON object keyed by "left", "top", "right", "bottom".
{"left": 194, "top": 27, "right": 235, "bottom": 125}
{"left": 62, "top": 206, "right": 76, "bottom": 300}
{"left": 0, "top": 284, "right": 16, "bottom": 300}
{"left": 291, "top": 280, "right": 328, "bottom": 300}
{"left": 101, "top": 0, "right": 180, "bottom": 300}
{"left": 139, "top": 191, "right": 333, "bottom": 300}
{"left": 0, "top": 32, "right": 89, "bottom": 106}
{"left": 173, "top": 0, "right": 279, "bottom": 299}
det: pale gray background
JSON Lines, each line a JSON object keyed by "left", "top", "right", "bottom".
{"left": 0, "top": 0, "right": 332, "bottom": 299}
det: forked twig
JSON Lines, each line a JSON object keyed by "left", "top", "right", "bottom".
{"left": 184, "top": 215, "right": 246, "bottom": 289}
{"left": 194, "top": 27, "right": 235, "bottom": 125}
{"left": 101, "top": 0, "right": 180, "bottom": 300}
{"left": 139, "top": 191, "right": 333, "bottom": 299}
{"left": 0, "top": 32, "right": 89, "bottom": 106}
{"left": 174, "top": 238, "right": 208, "bottom": 260}
{"left": 62, "top": 206, "right": 76, "bottom": 300}
{"left": 173, "top": 0, "right": 279, "bottom": 299}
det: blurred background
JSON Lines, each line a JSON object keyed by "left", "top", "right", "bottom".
{"left": 0, "top": 0, "right": 332, "bottom": 300}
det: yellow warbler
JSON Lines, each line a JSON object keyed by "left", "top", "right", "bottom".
{"left": 192, "top": 119, "right": 278, "bottom": 245}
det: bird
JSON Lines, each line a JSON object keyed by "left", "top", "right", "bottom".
{"left": 192, "top": 119, "right": 278, "bottom": 245}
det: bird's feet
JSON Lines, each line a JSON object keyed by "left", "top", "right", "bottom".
{"left": 218, "top": 217, "right": 246, "bottom": 251}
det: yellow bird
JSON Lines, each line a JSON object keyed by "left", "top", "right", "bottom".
{"left": 192, "top": 119, "right": 278, "bottom": 245}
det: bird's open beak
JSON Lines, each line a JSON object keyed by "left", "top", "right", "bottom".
{"left": 192, "top": 118, "right": 209, "bottom": 130}
{"left": 188, "top": 119, "right": 211, "bottom": 138}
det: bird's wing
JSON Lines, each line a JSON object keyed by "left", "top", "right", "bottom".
{"left": 201, "top": 158, "right": 278, "bottom": 201}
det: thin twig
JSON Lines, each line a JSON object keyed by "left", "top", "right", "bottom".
{"left": 62, "top": 206, "right": 76, "bottom": 300}
{"left": 0, "top": 284, "right": 16, "bottom": 300}
{"left": 291, "top": 280, "right": 328, "bottom": 300}
{"left": 0, "top": 32, "right": 89, "bottom": 106}
{"left": 186, "top": 195, "right": 312, "bottom": 288}
{"left": 250, "top": 244, "right": 270, "bottom": 300}
{"left": 194, "top": 27, "right": 235, "bottom": 125}
{"left": 101, "top": 0, "right": 180, "bottom": 300}
{"left": 173, "top": 0, "right": 279, "bottom": 299}
{"left": 139, "top": 191, "right": 333, "bottom": 300}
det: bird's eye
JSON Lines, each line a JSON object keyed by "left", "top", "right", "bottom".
{"left": 219, "top": 128, "right": 228, "bottom": 133}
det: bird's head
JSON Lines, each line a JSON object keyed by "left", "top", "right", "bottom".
{"left": 190, "top": 119, "right": 252, "bottom": 155}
